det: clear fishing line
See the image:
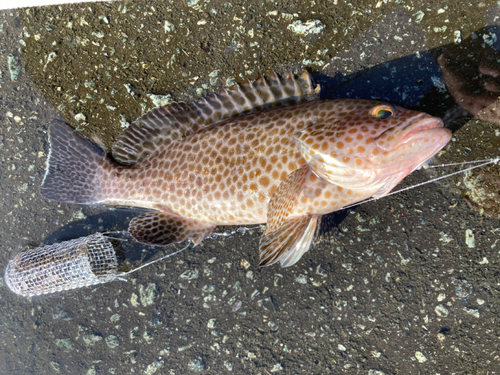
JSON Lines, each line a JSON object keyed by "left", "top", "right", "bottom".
{"left": 341, "top": 156, "right": 500, "bottom": 210}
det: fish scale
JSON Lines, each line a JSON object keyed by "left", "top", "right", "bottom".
{"left": 41, "top": 70, "right": 451, "bottom": 267}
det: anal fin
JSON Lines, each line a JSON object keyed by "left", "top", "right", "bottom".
{"left": 128, "top": 211, "right": 215, "bottom": 246}
{"left": 259, "top": 215, "right": 319, "bottom": 267}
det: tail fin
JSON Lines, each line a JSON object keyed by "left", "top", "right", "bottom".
{"left": 41, "top": 120, "right": 107, "bottom": 204}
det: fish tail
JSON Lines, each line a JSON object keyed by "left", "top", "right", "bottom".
{"left": 41, "top": 120, "right": 110, "bottom": 204}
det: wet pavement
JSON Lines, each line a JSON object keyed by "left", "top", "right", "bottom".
{"left": 1, "top": 0, "right": 500, "bottom": 374}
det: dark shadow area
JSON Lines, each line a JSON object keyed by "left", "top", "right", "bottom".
{"left": 318, "top": 25, "right": 500, "bottom": 132}
{"left": 41, "top": 207, "right": 164, "bottom": 266}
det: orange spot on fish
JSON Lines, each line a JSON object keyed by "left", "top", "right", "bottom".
{"left": 373, "top": 149, "right": 379, "bottom": 155}
{"left": 356, "top": 159, "right": 362, "bottom": 165}
{"left": 345, "top": 136, "right": 353, "bottom": 143}
{"left": 357, "top": 146, "right": 365, "bottom": 152}
{"left": 337, "top": 142, "right": 344, "bottom": 149}
{"left": 365, "top": 138, "right": 373, "bottom": 144}
{"left": 259, "top": 176, "right": 270, "bottom": 187}
{"left": 343, "top": 156, "right": 350, "bottom": 162}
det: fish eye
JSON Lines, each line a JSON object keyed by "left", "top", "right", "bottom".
{"left": 370, "top": 105, "right": 394, "bottom": 119}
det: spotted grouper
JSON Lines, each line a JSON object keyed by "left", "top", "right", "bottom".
{"left": 41, "top": 70, "right": 451, "bottom": 267}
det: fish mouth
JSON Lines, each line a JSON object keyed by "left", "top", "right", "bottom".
{"left": 392, "top": 117, "right": 452, "bottom": 172}
{"left": 375, "top": 115, "right": 451, "bottom": 172}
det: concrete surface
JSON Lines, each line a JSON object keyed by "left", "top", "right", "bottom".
{"left": 0, "top": 0, "right": 500, "bottom": 374}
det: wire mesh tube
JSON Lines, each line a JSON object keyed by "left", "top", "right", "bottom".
{"left": 5, "top": 233, "right": 119, "bottom": 297}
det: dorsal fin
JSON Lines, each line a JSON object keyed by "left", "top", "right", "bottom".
{"left": 112, "top": 70, "right": 321, "bottom": 165}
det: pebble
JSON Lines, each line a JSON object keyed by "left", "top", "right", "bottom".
{"left": 144, "top": 360, "right": 164, "bottom": 375}
{"left": 105, "top": 335, "right": 120, "bottom": 348}
{"left": 139, "top": 283, "right": 158, "bottom": 307}
{"left": 287, "top": 20, "right": 325, "bottom": 38}
{"left": 415, "top": 351, "right": 427, "bottom": 363}
{"left": 463, "top": 307, "right": 480, "bottom": 318}
{"left": 83, "top": 333, "right": 102, "bottom": 346}
{"left": 232, "top": 300, "right": 242, "bottom": 312}
{"left": 240, "top": 259, "right": 251, "bottom": 269}
{"left": 465, "top": 229, "right": 475, "bottom": 248}
{"left": 180, "top": 269, "right": 199, "bottom": 280}
{"left": 55, "top": 338, "right": 73, "bottom": 351}
{"left": 188, "top": 357, "right": 206, "bottom": 372}
{"left": 130, "top": 292, "right": 140, "bottom": 307}
{"left": 8, "top": 54, "right": 20, "bottom": 81}
{"left": 435, "top": 304, "right": 449, "bottom": 317}
{"left": 110, "top": 314, "right": 120, "bottom": 323}
{"left": 295, "top": 274, "right": 307, "bottom": 284}
{"left": 74, "top": 113, "right": 86, "bottom": 122}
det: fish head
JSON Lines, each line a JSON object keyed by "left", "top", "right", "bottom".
{"left": 296, "top": 99, "right": 452, "bottom": 199}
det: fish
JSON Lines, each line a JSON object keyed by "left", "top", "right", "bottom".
{"left": 41, "top": 70, "right": 452, "bottom": 267}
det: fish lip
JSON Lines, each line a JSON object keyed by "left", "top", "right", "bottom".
{"left": 399, "top": 117, "right": 445, "bottom": 146}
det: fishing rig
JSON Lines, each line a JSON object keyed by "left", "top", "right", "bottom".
{"left": 5, "top": 227, "right": 253, "bottom": 298}
{"left": 4, "top": 156, "right": 498, "bottom": 297}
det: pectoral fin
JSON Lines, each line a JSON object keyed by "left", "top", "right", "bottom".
{"left": 128, "top": 212, "right": 215, "bottom": 246}
{"left": 259, "top": 215, "right": 319, "bottom": 267}
{"left": 265, "top": 164, "right": 309, "bottom": 234}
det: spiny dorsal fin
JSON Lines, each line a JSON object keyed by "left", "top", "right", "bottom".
{"left": 112, "top": 70, "right": 320, "bottom": 165}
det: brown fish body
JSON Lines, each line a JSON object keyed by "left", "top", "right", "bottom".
{"left": 101, "top": 100, "right": 369, "bottom": 224}
{"left": 42, "top": 71, "right": 451, "bottom": 267}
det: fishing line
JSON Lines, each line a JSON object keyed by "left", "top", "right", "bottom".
{"left": 424, "top": 158, "right": 499, "bottom": 168}
{"left": 209, "top": 226, "right": 256, "bottom": 239}
{"left": 121, "top": 243, "right": 191, "bottom": 276}
{"left": 123, "top": 226, "right": 259, "bottom": 276}
{"left": 341, "top": 156, "right": 500, "bottom": 210}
